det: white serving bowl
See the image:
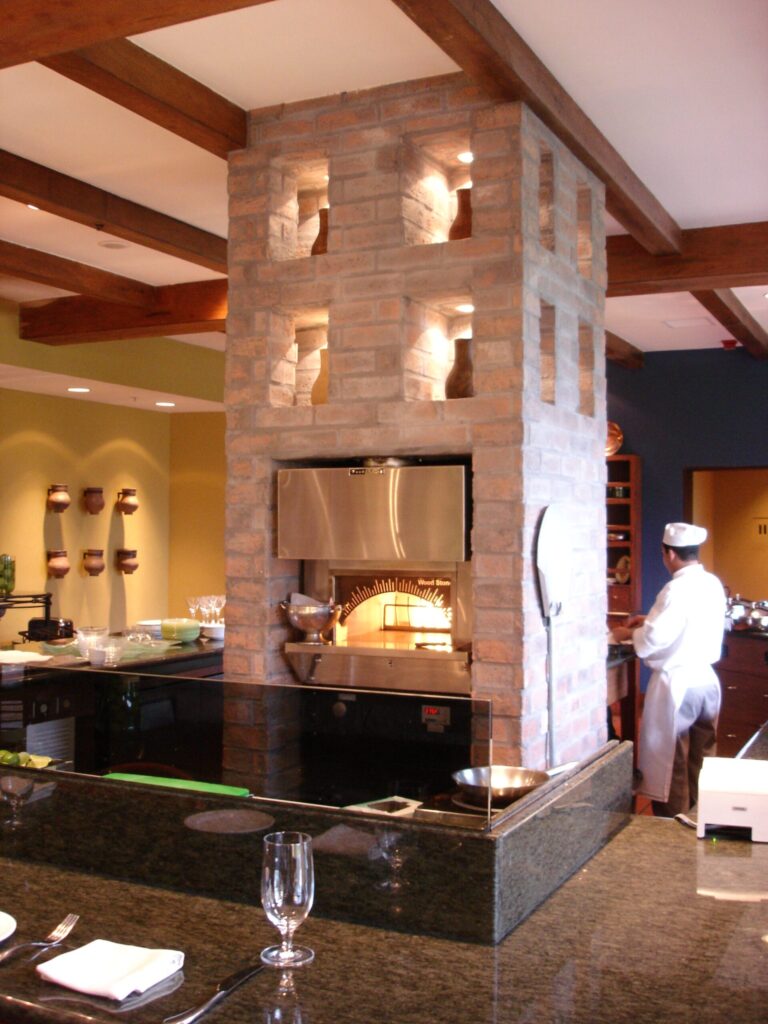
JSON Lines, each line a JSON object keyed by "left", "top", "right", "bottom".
{"left": 135, "top": 619, "right": 163, "bottom": 639}
{"left": 202, "top": 622, "right": 225, "bottom": 640}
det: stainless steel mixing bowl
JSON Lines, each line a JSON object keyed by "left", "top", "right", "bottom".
{"left": 280, "top": 601, "right": 341, "bottom": 644}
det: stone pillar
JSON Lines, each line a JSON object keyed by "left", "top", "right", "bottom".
{"left": 225, "top": 73, "right": 607, "bottom": 774}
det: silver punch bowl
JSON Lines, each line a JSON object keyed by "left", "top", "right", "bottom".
{"left": 280, "top": 601, "right": 342, "bottom": 644}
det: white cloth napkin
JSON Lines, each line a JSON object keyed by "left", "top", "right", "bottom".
{"left": 37, "top": 939, "right": 184, "bottom": 1002}
{"left": 0, "top": 651, "right": 51, "bottom": 664}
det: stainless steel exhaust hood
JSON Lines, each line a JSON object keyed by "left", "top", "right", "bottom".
{"left": 277, "top": 465, "right": 468, "bottom": 563}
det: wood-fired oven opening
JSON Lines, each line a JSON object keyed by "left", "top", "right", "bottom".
{"left": 333, "top": 571, "right": 456, "bottom": 651}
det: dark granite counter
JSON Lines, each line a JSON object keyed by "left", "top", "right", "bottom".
{"left": 0, "top": 814, "right": 765, "bottom": 1024}
{"left": 741, "top": 718, "right": 768, "bottom": 760}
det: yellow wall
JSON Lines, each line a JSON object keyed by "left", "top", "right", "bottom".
{"left": 691, "top": 470, "right": 716, "bottom": 571}
{"left": 711, "top": 469, "right": 768, "bottom": 599}
{"left": 168, "top": 412, "right": 226, "bottom": 617}
{"left": 0, "top": 389, "right": 171, "bottom": 638}
{"left": 0, "top": 301, "right": 224, "bottom": 402}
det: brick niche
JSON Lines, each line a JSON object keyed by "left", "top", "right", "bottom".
{"left": 225, "top": 72, "right": 607, "bottom": 770}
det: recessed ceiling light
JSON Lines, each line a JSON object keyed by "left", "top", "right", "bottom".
{"left": 455, "top": 303, "right": 474, "bottom": 314}
{"left": 27, "top": 204, "right": 40, "bottom": 211}
{"left": 457, "top": 151, "right": 474, "bottom": 164}
{"left": 155, "top": 401, "right": 176, "bottom": 408}
{"left": 67, "top": 386, "right": 90, "bottom": 394}
{"left": 97, "top": 241, "right": 129, "bottom": 250}
{"left": 663, "top": 317, "right": 717, "bottom": 330}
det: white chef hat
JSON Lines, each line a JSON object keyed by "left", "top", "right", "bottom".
{"left": 663, "top": 522, "right": 707, "bottom": 547}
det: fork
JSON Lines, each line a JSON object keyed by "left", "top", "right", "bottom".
{"left": 0, "top": 913, "right": 79, "bottom": 965}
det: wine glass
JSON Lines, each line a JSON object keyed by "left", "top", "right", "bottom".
{"left": 186, "top": 596, "right": 200, "bottom": 619}
{"left": 263, "top": 971, "right": 306, "bottom": 1023}
{"left": 260, "top": 831, "right": 315, "bottom": 968}
{"left": 198, "top": 595, "right": 214, "bottom": 625}
{"left": 210, "top": 594, "right": 226, "bottom": 623}
{"left": 1, "top": 773, "right": 34, "bottom": 830}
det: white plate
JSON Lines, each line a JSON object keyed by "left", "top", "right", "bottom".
{"left": 0, "top": 911, "right": 17, "bottom": 943}
{"left": 183, "top": 809, "right": 274, "bottom": 834}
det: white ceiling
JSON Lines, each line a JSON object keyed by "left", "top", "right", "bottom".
{"left": 0, "top": 0, "right": 766, "bottom": 411}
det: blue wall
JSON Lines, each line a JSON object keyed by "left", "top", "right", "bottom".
{"left": 607, "top": 347, "right": 768, "bottom": 617}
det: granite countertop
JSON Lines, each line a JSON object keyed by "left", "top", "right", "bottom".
{"left": 0, "top": 814, "right": 765, "bottom": 1024}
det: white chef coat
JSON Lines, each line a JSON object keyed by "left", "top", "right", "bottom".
{"left": 632, "top": 562, "right": 726, "bottom": 802}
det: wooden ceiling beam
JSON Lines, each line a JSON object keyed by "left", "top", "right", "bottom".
{"left": 691, "top": 288, "right": 768, "bottom": 361}
{"left": 19, "top": 279, "right": 228, "bottom": 345}
{"left": 605, "top": 330, "right": 643, "bottom": 369}
{"left": 0, "top": 0, "right": 276, "bottom": 70}
{"left": 607, "top": 221, "right": 768, "bottom": 296}
{"left": 0, "top": 239, "right": 156, "bottom": 307}
{"left": 0, "top": 150, "right": 227, "bottom": 272}
{"left": 41, "top": 40, "right": 247, "bottom": 159}
{"left": 391, "top": 0, "right": 682, "bottom": 256}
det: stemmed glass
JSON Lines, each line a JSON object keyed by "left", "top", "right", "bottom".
{"left": 210, "top": 594, "right": 226, "bottom": 623}
{"left": 198, "top": 596, "right": 214, "bottom": 625}
{"left": 260, "top": 831, "right": 315, "bottom": 968}
{"left": 186, "top": 596, "right": 200, "bottom": 620}
{"left": 0, "top": 773, "right": 34, "bottom": 830}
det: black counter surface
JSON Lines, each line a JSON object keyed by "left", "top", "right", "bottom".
{"left": 0, "top": 812, "right": 765, "bottom": 1024}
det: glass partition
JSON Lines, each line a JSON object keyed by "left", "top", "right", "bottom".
{"left": 0, "top": 665, "right": 494, "bottom": 828}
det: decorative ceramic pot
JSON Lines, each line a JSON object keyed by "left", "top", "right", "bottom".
{"left": 47, "top": 484, "right": 71, "bottom": 513}
{"left": 83, "top": 487, "right": 105, "bottom": 515}
{"left": 445, "top": 337, "right": 474, "bottom": 399}
{"left": 311, "top": 348, "right": 329, "bottom": 405}
{"left": 116, "top": 488, "right": 139, "bottom": 515}
{"left": 116, "top": 548, "right": 139, "bottom": 574}
{"left": 311, "top": 207, "right": 329, "bottom": 255}
{"left": 83, "top": 549, "right": 105, "bottom": 577}
{"left": 448, "top": 187, "right": 472, "bottom": 241}
{"left": 47, "top": 550, "right": 70, "bottom": 578}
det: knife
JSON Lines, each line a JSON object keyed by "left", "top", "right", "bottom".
{"left": 162, "top": 963, "right": 266, "bottom": 1024}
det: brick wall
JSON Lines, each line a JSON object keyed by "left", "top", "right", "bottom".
{"left": 225, "top": 72, "right": 607, "bottom": 770}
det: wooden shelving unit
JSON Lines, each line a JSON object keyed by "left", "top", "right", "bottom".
{"left": 606, "top": 454, "right": 642, "bottom": 749}
{"left": 606, "top": 454, "right": 642, "bottom": 620}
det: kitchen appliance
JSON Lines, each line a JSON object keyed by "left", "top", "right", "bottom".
{"left": 277, "top": 462, "right": 472, "bottom": 695}
{"left": 697, "top": 757, "right": 768, "bottom": 842}
{"left": 19, "top": 617, "right": 73, "bottom": 642}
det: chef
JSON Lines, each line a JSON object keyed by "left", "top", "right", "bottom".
{"left": 612, "top": 522, "right": 726, "bottom": 817}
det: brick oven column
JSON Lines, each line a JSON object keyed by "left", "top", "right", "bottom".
{"left": 225, "top": 74, "right": 607, "bottom": 772}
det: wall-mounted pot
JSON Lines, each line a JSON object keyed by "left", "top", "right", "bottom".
{"left": 83, "top": 549, "right": 105, "bottom": 577}
{"left": 116, "top": 549, "right": 139, "bottom": 574}
{"left": 83, "top": 487, "right": 105, "bottom": 515}
{"left": 116, "top": 488, "right": 139, "bottom": 515}
{"left": 47, "top": 550, "right": 70, "bottom": 578}
{"left": 47, "top": 484, "right": 71, "bottom": 513}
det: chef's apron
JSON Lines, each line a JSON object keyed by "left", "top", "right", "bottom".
{"left": 637, "top": 664, "right": 720, "bottom": 803}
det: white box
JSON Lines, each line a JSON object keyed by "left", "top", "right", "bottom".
{"left": 697, "top": 757, "right": 768, "bottom": 842}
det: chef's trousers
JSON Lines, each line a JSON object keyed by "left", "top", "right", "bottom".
{"left": 650, "top": 691, "right": 718, "bottom": 817}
